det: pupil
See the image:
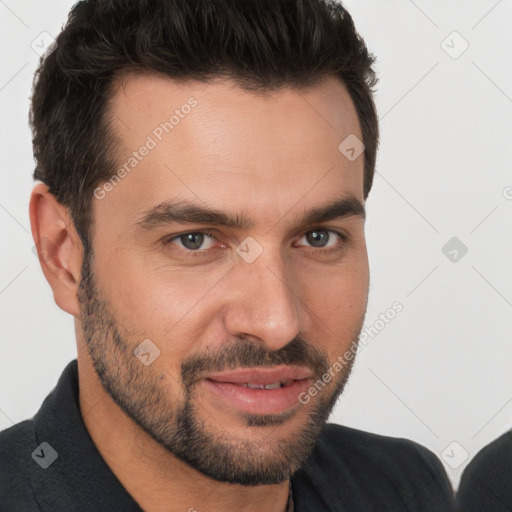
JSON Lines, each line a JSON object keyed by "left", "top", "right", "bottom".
{"left": 307, "top": 230, "right": 328, "bottom": 247}
{"left": 182, "top": 233, "right": 203, "bottom": 250}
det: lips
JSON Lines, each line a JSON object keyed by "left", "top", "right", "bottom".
{"left": 199, "top": 365, "right": 313, "bottom": 415}
{"left": 204, "top": 365, "right": 313, "bottom": 386}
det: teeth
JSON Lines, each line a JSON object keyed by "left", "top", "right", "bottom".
{"left": 245, "top": 382, "right": 282, "bottom": 389}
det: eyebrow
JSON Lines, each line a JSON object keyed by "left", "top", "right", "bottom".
{"left": 135, "top": 194, "right": 365, "bottom": 231}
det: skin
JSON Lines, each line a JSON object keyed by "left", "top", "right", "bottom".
{"left": 29, "top": 74, "right": 369, "bottom": 512}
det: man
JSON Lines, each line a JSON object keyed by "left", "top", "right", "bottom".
{"left": 0, "top": 0, "right": 455, "bottom": 510}
{"left": 456, "top": 430, "right": 512, "bottom": 512}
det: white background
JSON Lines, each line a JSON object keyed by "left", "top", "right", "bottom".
{"left": 1, "top": 0, "right": 511, "bottom": 489}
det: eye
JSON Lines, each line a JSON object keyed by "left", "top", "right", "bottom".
{"left": 296, "top": 229, "right": 346, "bottom": 249}
{"left": 165, "top": 231, "right": 217, "bottom": 252}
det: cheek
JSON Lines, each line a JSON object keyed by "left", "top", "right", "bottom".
{"left": 307, "top": 275, "right": 367, "bottom": 322}
{"left": 95, "top": 255, "right": 223, "bottom": 370}
{"left": 96, "top": 240, "right": 210, "bottom": 326}
{"left": 299, "top": 255, "right": 369, "bottom": 343}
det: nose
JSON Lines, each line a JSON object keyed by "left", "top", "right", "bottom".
{"left": 222, "top": 246, "right": 303, "bottom": 352}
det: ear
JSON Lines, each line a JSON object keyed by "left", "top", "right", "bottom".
{"left": 29, "top": 183, "right": 84, "bottom": 317}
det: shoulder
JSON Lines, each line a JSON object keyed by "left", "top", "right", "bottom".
{"left": 456, "top": 431, "right": 512, "bottom": 512}
{"left": 295, "top": 423, "right": 455, "bottom": 511}
{"left": 0, "top": 418, "right": 38, "bottom": 474}
{"left": 0, "top": 419, "right": 42, "bottom": 510}
{"left": 320, "top": 423, "right": 451, "bottom": 482}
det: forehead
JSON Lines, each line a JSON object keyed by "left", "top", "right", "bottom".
{"left": 98, "top": 73, "right": 365, "bottom": 231}
{"left": 109, "top": 73, "right": 362, "bottom": 142}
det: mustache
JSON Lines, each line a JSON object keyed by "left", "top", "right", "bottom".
{"left": 180, "top": 336, "right": 330, "bottom": 388}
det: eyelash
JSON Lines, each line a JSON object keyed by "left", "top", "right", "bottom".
{"left": 162, "top": 228, "right": 348, "bottom": 257}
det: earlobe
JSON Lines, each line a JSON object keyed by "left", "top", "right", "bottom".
{"left": 29, "top": 183, "right": 83, "bottom": 317}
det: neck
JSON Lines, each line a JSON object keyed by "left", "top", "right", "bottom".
{"left": 77, "top": 355, "right": 290, "bottom": 512}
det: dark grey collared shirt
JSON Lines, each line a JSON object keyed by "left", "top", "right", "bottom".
{"left": 287, "top": 480, "right": 294, "bottom": 512}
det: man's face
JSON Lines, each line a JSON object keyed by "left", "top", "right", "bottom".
{"left": 78, "top": 75, "right": 369, "bottom": 485}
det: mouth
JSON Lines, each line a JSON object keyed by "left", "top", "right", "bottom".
{"left": 199, "top": 365, "right": 313, "bottom": 416}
